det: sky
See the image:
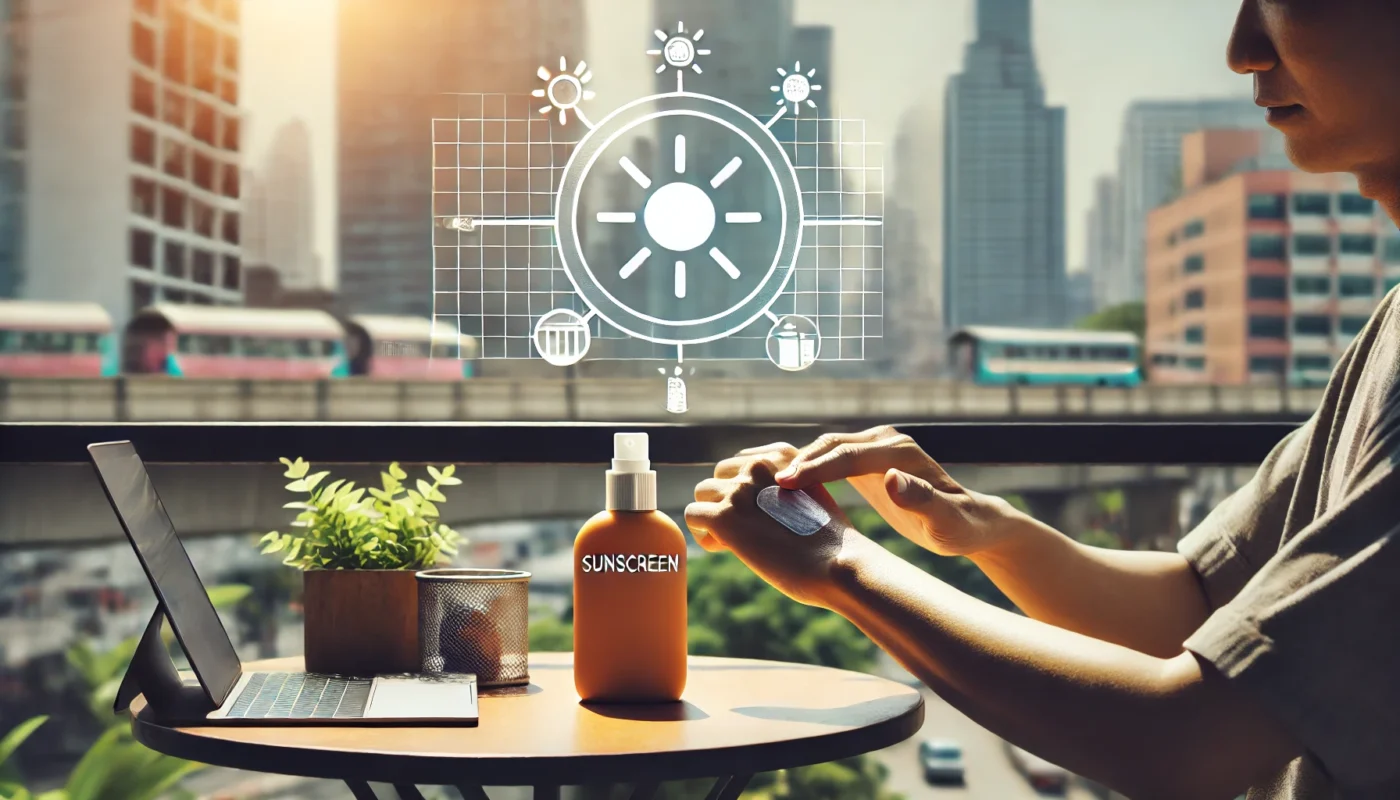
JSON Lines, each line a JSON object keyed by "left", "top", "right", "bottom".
{"left": 242, "top": 0, "right": 1256, "bottom": 283}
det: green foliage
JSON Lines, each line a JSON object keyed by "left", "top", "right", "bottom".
{"left": 527, "top": 614, "right": 575, "bottom": 652}
{"left": 1075, "top": 528, "right": 1124, "bottom": 550}
{"left": 0, "top": 586, "right": 249, "bottom": 800}
{"left": 258, "top": 458, "right": 465, "bottom": 571}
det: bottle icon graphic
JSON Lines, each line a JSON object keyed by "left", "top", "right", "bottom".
{"left": 665, "top": 366, "right": 687, "bottom": 414}
{"left": 766, "top": 315, "right": 820, "bottom": 372}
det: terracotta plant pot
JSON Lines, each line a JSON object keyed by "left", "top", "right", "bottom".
{"left": 303, "top": 569, "right": 420, "bottom": 675}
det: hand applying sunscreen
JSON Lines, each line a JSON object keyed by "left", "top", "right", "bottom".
{"left": 572, "top": 433, "right": 688, "bottom": 702}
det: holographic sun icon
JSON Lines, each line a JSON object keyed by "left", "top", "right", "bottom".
{"left": 772, "top": 61, "right": 822, "bottom": 116}
{"left": 534, "top": 57, "right": 595, "bottom": 125}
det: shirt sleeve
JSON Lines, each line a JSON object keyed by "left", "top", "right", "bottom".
{"left": 1182, "top": 403, "right": 1400, "bottom": 790}
{"left": 1176, "top": 415, "right": 1314, "bottom": 610}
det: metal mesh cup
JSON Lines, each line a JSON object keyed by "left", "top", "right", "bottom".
{"left": 416, "top": 568, "right": 531, "bottom": 687}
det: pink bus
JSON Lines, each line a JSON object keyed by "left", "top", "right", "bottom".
{"left": 343, "top": 315, "right": 477, "bottom": 380}
{"left": 0, "top": 300, "right": 116, "bottom": 378}
{"left": 123, "top": 304, "right": 348, "bottom": 379}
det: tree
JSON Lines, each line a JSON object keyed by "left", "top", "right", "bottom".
{"left": 1075, "top": 301, "right": 1144, "bottom": 341}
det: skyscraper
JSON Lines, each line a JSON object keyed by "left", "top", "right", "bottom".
{"left": 0, "top": 0, "right": 28, "bottom": 299}
{"left": 942, "top": 0, "right": 1066, "bottom": 331}
{"left": 9, "top": 0, "right": 246, "bottom": 329}
{"left": 1085, "top": 175, "right": 1123, "bottom": 313}
{"left": 336, "top": 0, "right": 584, "bottom": 316}
{"left": 256, "top": 119, "right": 319, "bottom": 289}
{"left": 1112, "top": 98, "right": 1271, "bottom": 305}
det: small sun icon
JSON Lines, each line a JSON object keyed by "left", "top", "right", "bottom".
{"left": 772, "top": 61, "right": 822, "bottom": 116}
{"left": 534, "top": 56, "right": 595, "bottom": 125}
{"left": 647, "top": 21, "right": 710, "bottom": 92}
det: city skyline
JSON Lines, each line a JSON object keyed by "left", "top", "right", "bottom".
{"left": 243, "top": 0, "right": 1254, "bottom": 289}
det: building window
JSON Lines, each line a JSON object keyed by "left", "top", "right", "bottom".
{"left": 135, "top": 0, "right": 157, "bottom": 14}
{"left": 1248, "top": 234, "right": 1286, "bottom": 260}
{"left": 1383, "top": 237, "right": 1400, "bottom": 264}
{"left": 219, "top": 0, "right": 239, "bottom": 24}
{"left": 1293, "top": 233, "right": 1331, "bottom": 257}
{"left": 163, "top": 7, "right": 188, "bottom": 84}
{"left": 221, "top": 116, "right": 240, "bottom": 152}
{"left": 1339, "top": 275, "right": 1376, "bottom": 298}
{"left": 191, "top": 294, "right": 215, "bottom": 305}
{"left": 160, "top": 187, "right": 187, "bottom": 228}
{"left": 1247, "top": 193, "right": 1286, "bottom": 220}
{"left": 1387, "top": 277, "right": 1400, "bottom": 293}
{"left": 1182, "top": 219, "right": 1206, "bottom": 240}
{"left": 220, "top": 32, "right": 239, "bottom": 69}
{"left": 129, "top": 228, "right": 155, "bottom": 269}
{"left": 1183, "top": 356, "right": 1206, "bottom": 370}
{"left": 1292, "top": 193, "right": 1331, "bottom": 216}
{"left": 162, "top": 88, "right": 187, "bottom": 128}
{"left": 193, "top": 23, "right": 218, "bottom": 94}
{"left": 192, "top": 200, "right": 216, "bottom": 237}
{"left": 131, "top": 73, "right": 157, "bottom": 117}
{"left": 1340, "top": 316, "right": 1370, "bottom": 337}
{"left": 1293, "top": 315, "right": 1331, "bottom": 337}
{"left": 130, "top": 280, "right": 155, "bottom": 313}
{"left": 131, "top": 177, "right": 157, "bottom": 218}
{"left": 222, "top": 255, "right": 241, "bottom": 290}
{"left": 164, "top": 288, "right": 189, "bottom": 304}
{"left": 221, "top": 163, "right": 240, "bottom": 198}
{"left": 133, "top": 123, "right": 159, "bottom": 166}
{"left": 193, "top": 250, "right": 215, "bottom": 285}
{"left": 1339, "top": 193, "right": 1375, "bottom": 216}
{"left": 1248, "top": 276, "right": 1287, "bottom": 300}
{"left": 193, "top": 152, "right": 215, "bottom": 192}
{"left": 193, "top": 103, "right": 217, "bottom": 146}
{"left": 1183, "top": 254, "right": 1205, "bottom": 274}
{"left": 1183, "top": 289, "right": 1205, "bottom": 310}
{"left": 163, "top": 241, "right": 186, "bottom": 278}
{"left": 1339, "top": 234, "right": 1376, "bottom": 255}
{"left": 162, "top": 140, "right": 186, "bottom": 178}
{"left": 219, "top": 78, "right": 238, "bottom": 106}
{"left": 132, "top": 22, "right": 157, "bottom": 68}
{"left": 221, "top": 211, "right": 240, "bottom": 245}
{"left": 1184, "top": 326, "right": 1204, "bottom": 345}
{"left": 1250, "top": 356, "right": 1286, "bottom": 375}
{"left": 4, "top": 107, "right": 24, "bottom": 149}
{"left": 1293, "top": 275, "right": 1331, "bottom": 295}
{"left": 1295, "top": 355, "right": 1331, "bottom": 372}
{"left": 1249, "top": 315, "right": 1287, "bottom": 339}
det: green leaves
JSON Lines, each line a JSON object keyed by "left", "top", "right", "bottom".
{"left": 260, "top": 458, "right": 466, "bottom": 571}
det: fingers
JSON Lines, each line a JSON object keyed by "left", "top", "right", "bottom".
{"left": 684, "top": 501, "right": 728, "bottom": 553}
{"left": 884, "top": 468, "right": 937, "bottom": 510}
{"left": 716, "top": 442, "right": 797, "bottom": 478}
{"left": 775, "top": 426, "right": 924, "bottom": 488}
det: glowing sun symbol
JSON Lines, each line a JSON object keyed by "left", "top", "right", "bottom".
{"left": 534, "top": 57, "right": 595, "bottom": 125}
{"left": 647, "top": 21, "right": 710, "bottom": 92}
{"left": 772, "top": 61, "right": 822, "bottom": 116}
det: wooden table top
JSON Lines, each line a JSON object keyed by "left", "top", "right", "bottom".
{"left": 130, "top": 652, "right": 924, "bottom": 786}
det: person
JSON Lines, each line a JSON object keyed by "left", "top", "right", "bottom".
{"left": 684, "top": 2, "right": 1400, "bottom": 798}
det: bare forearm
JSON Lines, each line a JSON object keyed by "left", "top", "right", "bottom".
{"left": 824, "top": 534, "right": 1290, "bottom": 799}
{"left": 971, "top": 510, "right": 1211, "bottom": 657}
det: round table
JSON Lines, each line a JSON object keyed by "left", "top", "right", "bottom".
{"left": 130, "top": 652, "right": 924, "bottom": 800}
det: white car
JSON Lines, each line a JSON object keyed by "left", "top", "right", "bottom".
{"left": 919, "top": 739, "right": 966, "bottom": 785}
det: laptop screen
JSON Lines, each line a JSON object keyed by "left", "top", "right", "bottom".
{"left": 88, "top": 441, "right": 242, "bottom": 706}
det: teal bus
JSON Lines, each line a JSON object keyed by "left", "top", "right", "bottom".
{"left": 948, "top": 326, "right": 1142, "bottom": 387}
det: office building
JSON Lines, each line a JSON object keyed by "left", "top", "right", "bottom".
{"left": 249, "top": 118, "right": 319, "bottom": 290}
{"left": 943, "top": 0, "right": 1067, "bottom": 331}
{"left": 1145, "top": 129, "right": 1400, "bottom": 385}
{"left": 1066, "top": 268, "right": 1094, "bottom": 323}
{"left": 1084, "top": 175, "right": 1122, "bottom": 313}
{"left": 337, "top": 0, "right": 584, "bottom": 317}
{"left": 1113, "top": 98, "right": 1277, "bottom": 306}
{"left": 0, "top": 0, "right": 27, "bottom": 298}
{"left": 5, "top": 0, "right": 246, "bottom": 329}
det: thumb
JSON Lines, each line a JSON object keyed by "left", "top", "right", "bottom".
{"left": 884, "top": 468, "right": 938, "bottom": 510}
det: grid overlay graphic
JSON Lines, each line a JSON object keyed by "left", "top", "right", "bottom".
{"left": 431, "top": 93, "right": 883, "bottom": 361}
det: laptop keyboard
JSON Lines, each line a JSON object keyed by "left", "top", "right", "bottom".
{"left": 225, "top": 672, "right": 372, "bottom": 719}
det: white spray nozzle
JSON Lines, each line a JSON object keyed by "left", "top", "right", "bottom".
{"left": 611, "top": 432, "right": 651, "bottom": 473}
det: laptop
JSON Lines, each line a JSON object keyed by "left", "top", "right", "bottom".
{"left": 88, "top": 440, "right": 479, "bottom": 725}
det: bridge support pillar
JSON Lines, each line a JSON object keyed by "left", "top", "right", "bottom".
{"left": 1124, "top": 484, "right": 1182, "bottom": 550}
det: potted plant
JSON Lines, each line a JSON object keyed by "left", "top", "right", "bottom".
{"left": 259, "top": 458, "right": 465, "bottom": 675}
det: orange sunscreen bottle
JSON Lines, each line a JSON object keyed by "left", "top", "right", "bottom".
{"left": 573, "top": 432, "right": 688, "bottom": 702}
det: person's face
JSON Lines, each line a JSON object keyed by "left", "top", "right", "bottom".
{"left": 1228, "top": 0, "right": 1400, "bottom": 180}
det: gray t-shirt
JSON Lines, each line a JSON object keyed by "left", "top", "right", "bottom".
{"left": 1179, "top": 286, "right": 1400, "bottom": 799}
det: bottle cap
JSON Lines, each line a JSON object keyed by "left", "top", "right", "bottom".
{"left": 612, "top": 432, "right": 650, "bottom": 473}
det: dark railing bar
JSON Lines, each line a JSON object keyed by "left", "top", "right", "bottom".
{"left": 0, "top": 421, "right": 1301, "bottom": 466}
